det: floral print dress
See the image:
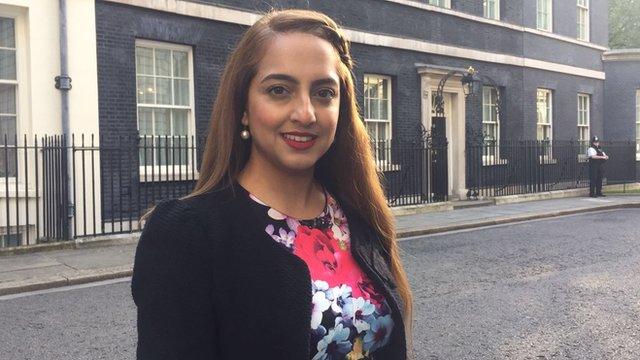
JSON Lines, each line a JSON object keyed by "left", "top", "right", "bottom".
{"left": 243, "top": 186, "right": 394, "bottom": 360}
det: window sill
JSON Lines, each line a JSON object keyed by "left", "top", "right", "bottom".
{"left": 578, "top": 154, "right": 589, "bottom": 163}
{"left": 0, "top": 188, "right": 38, "bottom": 198}
{"left": 0, "top": 180, "right": 38, "bottom": 198}
{"left": 139, "top": 172, "right": 199, "bottom": 183}
{"left": 376, "top": 163, "right": 401, "bottom": 172}
{"left": 482, "top": 158, "right": 508, "bottom": 167}
{"left": 538, "top": 158, "right": 558, "bottom": 165}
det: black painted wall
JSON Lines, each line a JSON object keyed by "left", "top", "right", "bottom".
{"left": 603, "top": 58, "right": 640, "bottom": 180}
{"left": 198, "top": 0, "right": 606, "bottom": 69}
{"left": 603, "top": 60, "right": 640, "bottom": 142}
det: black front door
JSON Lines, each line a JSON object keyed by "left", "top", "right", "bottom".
{"left": 431, "top": 116, "right": 448, "bottom": 201}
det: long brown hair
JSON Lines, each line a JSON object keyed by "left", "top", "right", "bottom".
{"left": 140, "top": 9, "right": 413, "bottom": 353}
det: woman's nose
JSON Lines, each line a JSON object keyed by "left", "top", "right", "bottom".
{"left": 290, "top": 94, "right": 316, "bottom": 125}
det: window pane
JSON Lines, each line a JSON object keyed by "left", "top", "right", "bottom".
{"left": 380, "top": 99, "right": 389, "bottom": 120}
{"left": 173, "top": 51, "right": 189, "bottom": 78}
{"left": 135, "top": 47, "right": 153, "bottom": 76}
{"left": 537, "top": 0, "right": 550, "bottom": 30}
{"left": 370, "top": 99, "right": 380, "bottom": 119}
{"left": 484, "top": 0, "right": 497, "bottom": 19}
{"left": 537, "top": 125, "right": 543, "bottom": 141}
{"left": 138, "top": 108, "right": 153, "bottom": 166}
{"left": 156, "top": 136, "right": 168, "bottom": 166}
{"left": 137, "top": 76, "right": 154, "bottom": 104}
{"left": 377, "top": 123, "right": 388, "bottom": 161}
{"left": 0, "top": 18, "right": 15, "bottom": 48}
{"left": 154, "top": 109, "right": 170, "bottom": 166}
{"left": 0, "top": 115, "right": 16, "bottom": 176}
{"left": 138, "top": 107, "right": 153, "bottom": 135}
{"left": 537, "top": 90, "right": 549, "bottom": 125}
{"left": 0, "top": 49, "right": 16, "bottom": 80}
{"left": 369, "top": 81, "right": 379, "bottom": 100}
{"left": 154, "top": 109, "right": 170, "bottom": 135}
{"left": 0, "top": 83, "right": 16, "bottom": 114}
{"left": 156, "top": 77, "right": 172, "bottom": 105}
{"left": 483, "top": 105, "right": 490, "bottom": 123}
{"left": 172, "top": 109, "right": 189, "bottom": 165}
{"left": 364, "top": 98, "right": 370, "bottom": 119}
{"left": 377, "top": 122, "right": 387, "bottom": 141}
{"left": 173, "top": 79, "right": 189, "bottom": 106}
{"left": 381, "top": 78, "right": 388, "bottom": 100}
{"left": 139, "top": 136, "right": 154, "bottom": 167}
{"left": 0, "top": 115, "right": 16, "bottom": 140}
{"left": 172, "top": 109, "right": 188, "bottom": 135}
{"left": 155, "top": 49, "right": 171, "bottom": 77}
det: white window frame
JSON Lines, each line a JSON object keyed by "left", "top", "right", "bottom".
{"left": 0, "top": 14, "right": 19, "bottom": 182}
{"left": 135, "top": 39, "right": 197, "bottom": 182}
{"left": 364, "top": 74, "right": 397, "bottom": 170}
{"left": 636, "top": 90, "right": 640, "bottom": 161}
{"left": 482, "top": 86, "right": 502, "bottom": 166}
{"left": 537, "top": 0, "right": 553, "bottom": 32}
{"left": 537, "top": 88, "right": 554, "bottom": 162}
{"left": 483, "top": 0, "right": 500, "bottom": 20}
{"left": 428, "top": 0, "right": 451, "bottom": 9}
{"left": 577, "top": 0, "right": 590, "bottom": 41}
{"left": 577, "top": 93, "right": 590, "bottom": 162}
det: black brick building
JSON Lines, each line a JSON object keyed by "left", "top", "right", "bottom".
{"left": 94, "top": 0, "right": 636, "bottom": 213}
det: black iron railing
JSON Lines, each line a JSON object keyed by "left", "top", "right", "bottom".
{"left": 372, "top": 138, "right": 449, "bottom": 207}
{"left": 1, "top": 135, "right": 637, "bottom": 248}
{"left": 466, "top": 140, "right": 637, "bottom": 198}
{"left": 0, "top": 134, "right": 202, "bottom": 247}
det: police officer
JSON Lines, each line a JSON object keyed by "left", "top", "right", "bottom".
{"left": 587, "top": 135, "right": 609, "bottom": 197}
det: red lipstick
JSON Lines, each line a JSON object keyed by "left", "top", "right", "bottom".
{"left": 281, "top": 132, "right": 317, "bottom": 150}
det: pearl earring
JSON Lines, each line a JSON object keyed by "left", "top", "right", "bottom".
{"left": 240, "top": 125, "right": 251, "bottom": 140}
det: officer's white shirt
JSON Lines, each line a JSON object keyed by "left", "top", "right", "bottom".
{"left": 587, "top": 147, "right": 607, "bottom": 158}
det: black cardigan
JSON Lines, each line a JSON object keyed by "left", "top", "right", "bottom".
{"left": 131, "top": 184, "right": 407, "bottom": 359}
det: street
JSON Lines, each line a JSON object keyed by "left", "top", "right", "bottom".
{"left": 2, "top": 209, "right": 640, "bottom": 359}
{"left": 405, "top": 208, "right": 640, "bottom": 359}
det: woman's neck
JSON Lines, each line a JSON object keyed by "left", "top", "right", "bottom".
{"left": 237, "top": 157, "right": 325, "bottom": 219}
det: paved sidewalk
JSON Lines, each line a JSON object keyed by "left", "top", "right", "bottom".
{"left": 1, "top": 194, "right": 639, "bottom": 296}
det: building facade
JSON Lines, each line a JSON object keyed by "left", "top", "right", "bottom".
{"left": 0, "top": 0, "right": 101, "bottom": 245}
{"left": 95, "top": 0, "right": 611, "bottom": 201}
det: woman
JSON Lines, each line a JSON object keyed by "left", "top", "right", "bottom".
{"left": 132, "top": 9, "right": 413, "bottom": 360}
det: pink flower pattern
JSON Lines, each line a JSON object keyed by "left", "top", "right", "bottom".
{"left": 246, "top": 188, "right": 394, "bottom": 359}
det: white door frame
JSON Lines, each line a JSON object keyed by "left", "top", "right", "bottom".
{"left": 417, "top": 65, "right": 468, "bottom": 200}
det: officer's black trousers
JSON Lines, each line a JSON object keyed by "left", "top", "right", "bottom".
{"left": 589, "top": 162, "right": 603, "bottom": 196}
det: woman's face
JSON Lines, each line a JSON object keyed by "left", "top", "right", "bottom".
{"left": 242, "top": 32, "right": 341, "bottom": 175}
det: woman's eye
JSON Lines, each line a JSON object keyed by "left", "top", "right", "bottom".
{"left": 268, "top": 86, "right": 289, "bottom": 96}
{"left": 317, "top": 89, "right": 336, "bottom": 99}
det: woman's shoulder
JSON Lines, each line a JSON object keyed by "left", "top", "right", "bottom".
{"left": 132, "top": 190, "right": 232, "bottom": 312}
{"left": 143, "top": 187, "right": 234, "bottom": 235}
{"left": 133, "top": 188, "right": 234, "bottom": 284}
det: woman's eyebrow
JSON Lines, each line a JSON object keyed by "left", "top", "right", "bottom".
{"left": 260, "top": 73, "right": 338, "bottom": 87}
{"left": 311, "top": 78, "right": 339, "bottom": 88}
